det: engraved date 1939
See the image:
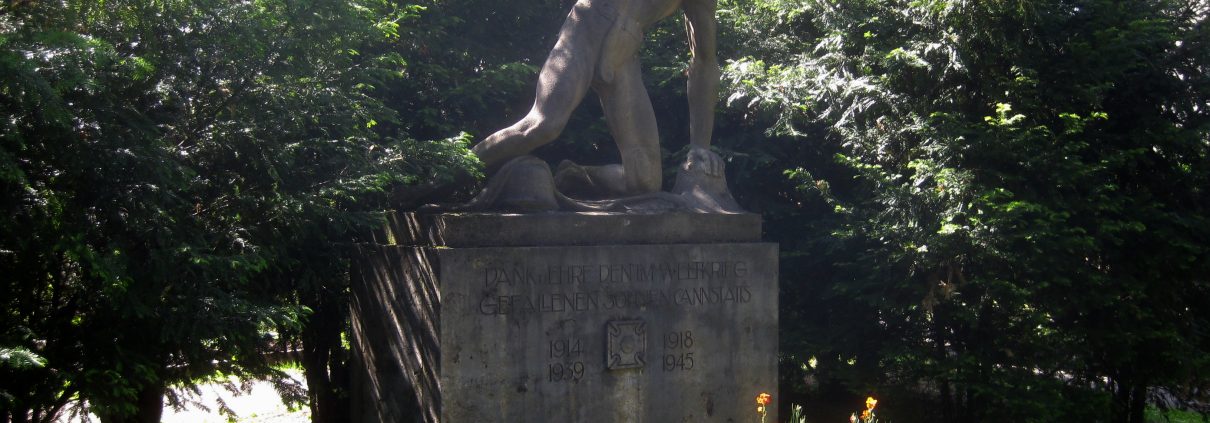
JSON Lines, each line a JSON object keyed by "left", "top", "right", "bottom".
{"left": 548, "top": 338, "right": 585, "bottom": 382}
{"left": 548, "top": 361, "right": 585, "bottom": 382}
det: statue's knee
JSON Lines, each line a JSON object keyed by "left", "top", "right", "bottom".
{"left": 628, "top": 157, "right": 662, "bottom": 193}
{"left": 634, "top": 176, "right": 661, "bottom": 194}
{"left": 522, "top": 119, "right": 565, "bottom": 144}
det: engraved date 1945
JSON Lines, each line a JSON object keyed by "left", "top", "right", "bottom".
{"left": 662, "top": 330, "right": 696, "bottom": 372}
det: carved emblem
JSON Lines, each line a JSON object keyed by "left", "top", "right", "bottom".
{"left": 606, "top": 320, "right": 646, "bottom": 370}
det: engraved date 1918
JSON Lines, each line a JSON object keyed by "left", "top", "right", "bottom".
{"left": 662, "top": 330, "right": 696, "bottom": 372}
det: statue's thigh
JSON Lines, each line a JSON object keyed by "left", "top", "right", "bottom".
{"left": 532, "top": 11, "right": 610, "bottom": 118}
{"left": 596, "top": 60, "right": 661, "bottom": 193}
{"left": 597, "top": 60, "right": 658, "bottom": 151}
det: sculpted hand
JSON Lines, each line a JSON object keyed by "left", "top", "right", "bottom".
{"left": 685, "top": 145, "right": 724, "bottom": 177}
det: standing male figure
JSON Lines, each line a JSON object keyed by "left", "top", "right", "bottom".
{"left": 471, "top": 0, "right": 722, "bottom": 198}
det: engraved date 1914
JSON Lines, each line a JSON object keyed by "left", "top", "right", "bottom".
{"left": 548, "top": 338, "right": 585, "bottom": 382}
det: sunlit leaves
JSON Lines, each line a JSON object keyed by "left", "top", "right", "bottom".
{"left": 720, "top": 0, "right": 1210, "bottom": 421}
{"left": 1, "top": 0, "right": 477, "bottom": 420}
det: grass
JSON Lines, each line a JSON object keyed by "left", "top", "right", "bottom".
{"left": 1145, "top": 406, "right": 1208, "bottom": 423}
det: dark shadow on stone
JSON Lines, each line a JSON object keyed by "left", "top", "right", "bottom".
{"left": 422, "top": 156, "right": 559, "bottom": 213}
{"left": 426, "top": 150, "right": 744, "bottom": 214}
{"left": 351, "top": 246, "right": 444, "bottom": 423}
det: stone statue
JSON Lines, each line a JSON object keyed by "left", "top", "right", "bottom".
{"left": 442, "top": 0, "right": 741, "bottom": 213}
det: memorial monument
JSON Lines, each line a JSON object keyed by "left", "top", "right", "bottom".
{"left": 351, "top": 0, "right": 778, "bottom": 421}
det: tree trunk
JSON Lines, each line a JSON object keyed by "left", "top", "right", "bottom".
{"left": 1128, "top": 384, "right": 1147, "bottom": 423}
{"left": 939, "top": 378, "right": 953, "bottom": 423}
{"left": 135, "top": 383, "right": 164, "bottom": 423}
{"left": 302, "top": 292, "right": 350, "bottom": 423}
{"left": 931, "top": 307, "right": 955, "bottom": 423}
{"left": 1112, "top": 377, "right": 1145, "bottom": 423}
{"left": 97, "top": 383, "right": 164, "bottom": 423}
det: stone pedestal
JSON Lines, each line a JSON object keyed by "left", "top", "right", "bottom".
{"left": 351, "top": 212, "right": 778, "bottom": 422}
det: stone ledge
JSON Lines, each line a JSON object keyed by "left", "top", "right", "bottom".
{"left": 372, "top": 212, "right": 762, "bottom": 247}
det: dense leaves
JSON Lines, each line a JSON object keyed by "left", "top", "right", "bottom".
{"left": 0, "top": 1, "right": 475, "bottom": 421}
{"left": 2, "top": 0, "right": 1209, "bottom": 422}
{"left": 722, "top": 0, "right": 1210, "bottom": 421}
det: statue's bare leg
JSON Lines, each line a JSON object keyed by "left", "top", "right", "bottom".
{"left": 552, "top": 54, "right": 661, "bottom": 198}
{"left": 471, "top": 4, "right": 610, "bottom": 170}
{"left": 592, "top": 56, "right": 662, "bottom": 194}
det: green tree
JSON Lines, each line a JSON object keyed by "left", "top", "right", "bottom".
{"left": 0, "top": 1, "right": 475, "bottom": 421}
{"left": 721, "top": 0, "right": 1210, "bottom": 421}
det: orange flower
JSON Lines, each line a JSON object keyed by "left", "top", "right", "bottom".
{"left": 861, "top": 409, "right": 871, "bottom": 420}
{"left": 866, "top": 396, "right": 878, "bottom": 411}
{"left": 756, "top": 393, "right": 773, "bottom": 406}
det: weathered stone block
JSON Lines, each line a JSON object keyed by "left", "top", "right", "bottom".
{"left": 352, "top": 212, "right": 778, "bottom": 422}
{"left": 373, "top": 211, "right": 764, "bottom": 247}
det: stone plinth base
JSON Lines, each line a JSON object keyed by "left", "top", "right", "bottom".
{"left": 352, "top": 212, "right": 778, "bottom": 422}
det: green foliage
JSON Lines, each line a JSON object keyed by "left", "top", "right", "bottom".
{"left": 4, "top": 0, "right": 1209, "bottom": 422}
{"left": 0, "top": 0, "right": 475, "bottom": 421}
{"left": 0, "top": 347, "right": 45, "bottom": 370}
{"left": 375, "top": 0, "right": 567, "bottom": 139}
{"left": 1146, "top": 406, "right": 1208, "bottom": 423}
{"left": 721, "top": 0, "right": 1210, "bottom": 421}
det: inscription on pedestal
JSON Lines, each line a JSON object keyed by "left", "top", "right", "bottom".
{"left": 351, "top": 213, "right": 779, "bottom": 423}
{"left": 438, "top": 243, "right": 778, "bottom": 422}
